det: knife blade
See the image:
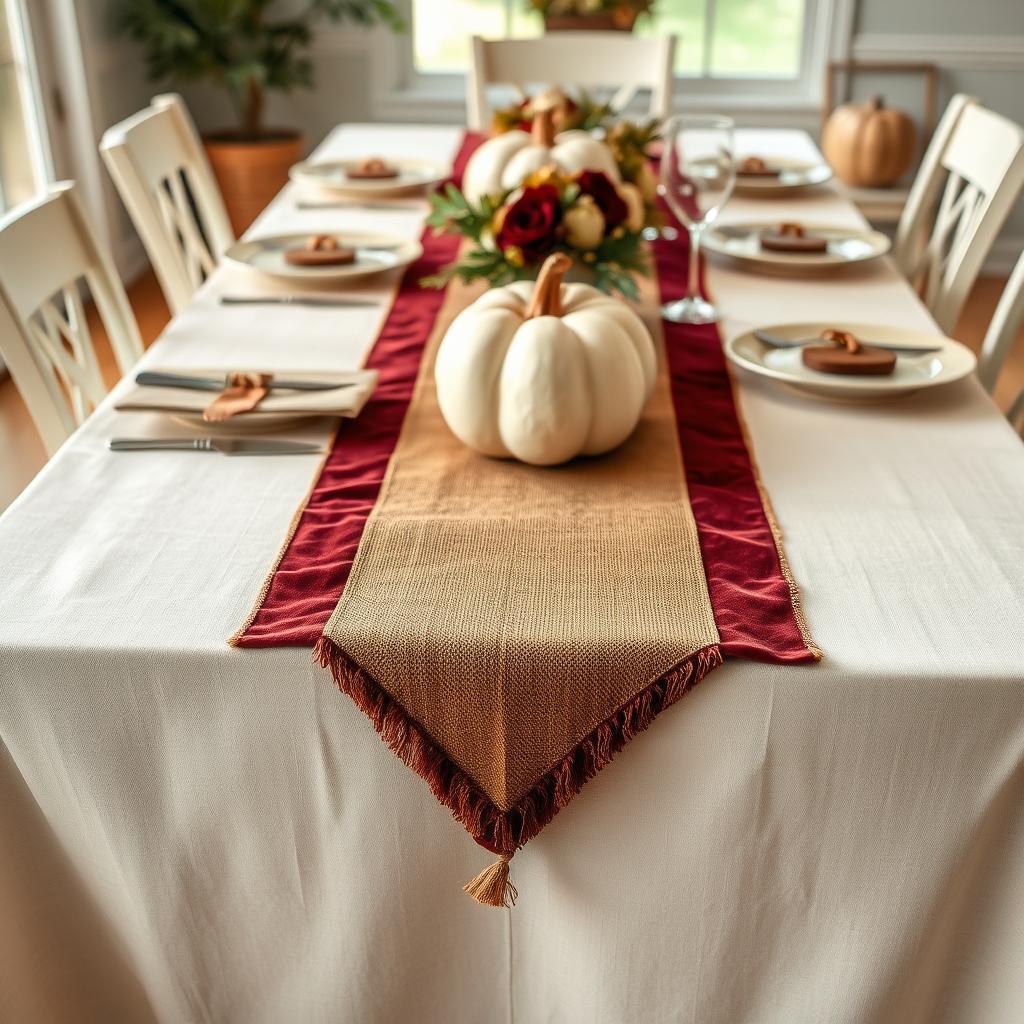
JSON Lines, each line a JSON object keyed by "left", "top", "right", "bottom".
{"left": 754, "top": 330, "right": 943, "bottom": 356}
{"left": 109, "top": 438, "right": 324, "bottom": 455}
{"left": 136, "top": 371, "right": 356, "bottom": 392}
{"left": 220, "top": 295, "right": 378, "bottom": 308}
{"left": 296, "top": 200, "right": 423, "bottom": 211}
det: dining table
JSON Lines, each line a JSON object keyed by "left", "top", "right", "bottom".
{"left": 1, "top": 121, "right": 1023, "bottom": 1024}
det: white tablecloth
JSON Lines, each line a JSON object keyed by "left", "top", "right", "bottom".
{"left": 1, "top": 125, "right": 1023, "bottom": 1024}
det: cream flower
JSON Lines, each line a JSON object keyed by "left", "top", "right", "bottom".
{"left": 618, "top": 182, "right": 646, "bottom": 232}
{"left": 563, "top": 195, "right": 606, "bottom": 249}
{"left": 634, "top": 162, "right": 659, "bottom": 202}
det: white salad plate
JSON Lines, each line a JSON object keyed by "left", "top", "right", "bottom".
{"left": 725, "top": 321, "right": 977, "bottom": 400}
{"left": 223, "top": 231, "right": 422, "bottom": 283}
{"left": 704, "top": 221, "right": 891, "bottom": 272}
{"left": 733, "top": 157, "right": 833, "bottom": 196}
{"left": 289, "top": 158, "right": 447, "bottom": 196}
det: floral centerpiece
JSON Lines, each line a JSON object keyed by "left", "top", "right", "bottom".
{"left": 492, "top": 87, "right": 614, "bottom": 136}
{"left": 426, "top": 115, "right": 661, "bottom": 299}
{"left": 530, "top": 0, "right": 655, "bottom": 33}
{"left": 426, "top": 167, "right": 650, "bottom": 299}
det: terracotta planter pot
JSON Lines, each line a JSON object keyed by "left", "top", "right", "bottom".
{"left": 544, "top": 11, "right": 637, "bottom": 31}
{"left": 204, "top": 132, "right": 304, "bottom": 236}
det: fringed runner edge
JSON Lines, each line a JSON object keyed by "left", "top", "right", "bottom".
{"left": 315, "top": 635, "right": 723, "bottom": 867}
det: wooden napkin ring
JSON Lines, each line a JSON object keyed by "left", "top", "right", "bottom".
{"left": 347, "top": 157, "right": 399, "bottom": 180}
{"left": 760, "top": 221, "right": 828, "bottom": 254}
{"left": 203, "top": 372, "right": 272, "bottom": 422}
{"left": 284, "top": 235, "right": 357, "bottom": 266}
{"left": 802, "top": 329, "right": 896, "bottom": 376}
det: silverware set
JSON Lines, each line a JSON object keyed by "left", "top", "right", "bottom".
{"left": 296, "top": 200, "right": 424, "bottom": 212}
{"left": 135, "top": 371, "right": 356, "bottom": 393}
{"left": 220, "top": 295, "right": 378, "bottom": 308}
{"left": 109, "top": 438, "right": 324, "bottom": 456}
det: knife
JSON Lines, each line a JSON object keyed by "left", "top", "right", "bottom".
{"left": 109, "top": 438, "right": 325, "bottom": 455}
{"left": 754, "top": 330, "right": 943, "bottom": 356}
{"left": 296, "top": 200, "right": 423, "bottom": 211}
{"left": 136, "top": 371, "right": 356, "bottom": 392}
{"left": 220, "top": 295, "right": 378, "bottom": 308}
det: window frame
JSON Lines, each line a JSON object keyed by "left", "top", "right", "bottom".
{"left": 372, "top": 0, "right": 854, "bottom": 123}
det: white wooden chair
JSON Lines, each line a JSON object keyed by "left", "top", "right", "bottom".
{"left": 977, "top": 248, "right": 1024, "bottom": 397}
{"left": 893, "top": 94, "right": 1024, "bottom": 334}
{"left": 467, "top": 33, "right": 676, "bottom": 132}
{"left": 0, "top": 182, "right": 143, "bottom": 456}
{"left": 100, "top": 94, "right": 234, "bottom": 316}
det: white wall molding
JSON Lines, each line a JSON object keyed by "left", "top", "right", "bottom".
{"left": 852, "top": 34, "right": 1024, "bottom": 72}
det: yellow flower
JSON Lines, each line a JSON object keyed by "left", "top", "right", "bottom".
{"left": 618, "top": 182, "right": 646, "bottom": 232}
{"left": 505, "top": 245, "right": 525, "bottom": 267}
{"left": 523, "top": 164, "right": 562, "bottom": 189}
{"left": 563, "top": 195, "right": 606, "bottom": 249}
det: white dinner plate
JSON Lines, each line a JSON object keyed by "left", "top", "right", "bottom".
{"left": 289, "top": 158, "right": 447, "bottom": 196}
{"left": 725, "top": 321, "right": 977, "bottom": 400}
{"left": 704, "top": 221, "right": 891, "bottom": 273}
{"left": 733, "top": 157, "right": 833, "bottom": 196}
{"left": 224, "top": 231, "right": 422, "bottom": 283}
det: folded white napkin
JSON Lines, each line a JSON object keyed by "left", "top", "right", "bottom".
{"left": 115, "top": 368, "right": 378, "bottom": 420}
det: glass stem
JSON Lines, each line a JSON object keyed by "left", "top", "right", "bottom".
{"left": 688, "top": 224, "right": 702, "bottom": 300}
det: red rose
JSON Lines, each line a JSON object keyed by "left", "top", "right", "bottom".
{"left": 495, "top": 184, "right": 562, "bottom": 262}
{"left": 574, "top": 170, "right": 628, "bottom": 229}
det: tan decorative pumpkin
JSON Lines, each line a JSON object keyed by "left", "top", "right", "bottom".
{"left": 822, "top": 96, "right": 917, "bottom": 188}
{"left": 463, "top": 107, "right": 620, "bottom": 205}
{"left": 434, "top": 253, "right": 656, "bottom": 466}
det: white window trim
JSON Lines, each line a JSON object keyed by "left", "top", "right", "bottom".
{"left": 370, "top": 0, "right": 855, "bottom": 125}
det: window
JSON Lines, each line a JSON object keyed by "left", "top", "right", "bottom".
{"left": 0, "top": 0, "right": 51, "bottom": 214}
{"left": 413, "top": 0, "right": 808, "bottom": 80}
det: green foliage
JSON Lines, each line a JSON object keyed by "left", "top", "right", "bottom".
{"left": 115, "top": 0, "right": 403, "bottom": 136}
{"left": 426, "top": 183, "right": 502, "bottom": 243}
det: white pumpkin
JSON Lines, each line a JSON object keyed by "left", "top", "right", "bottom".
{"left": 435, "top": 253, "right": 656, "bottom": 466}
{"left": 463, "top": 107, "right": 621, "bottom": 205}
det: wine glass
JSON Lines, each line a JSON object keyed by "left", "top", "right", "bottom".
{"left": 659, "top": 115, "right": 736, "bottom": 324}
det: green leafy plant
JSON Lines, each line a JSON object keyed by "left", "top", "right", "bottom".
{"left": 116, "top": 0, "right": 404, "bottom": 139}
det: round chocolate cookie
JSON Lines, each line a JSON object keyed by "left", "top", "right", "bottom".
{"left": 347, "top": 158, "right": 400, "bottom": 180}
{"left": 738, "top": 156, "right": 780, "bottom": 178}
{"left": 801, "top": 329, "right": 896, "bottom": 376}
{"left": 760, "top": 223, "right": 827, "bottom": 254}
{"left": 284, "top": 234, "right": 357, "bottom": 267}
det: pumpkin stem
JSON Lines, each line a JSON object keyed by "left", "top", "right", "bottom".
{"left": 526, "top": 253, "right": 572, "bottom": 319}
{"left": 867, "top": 95, "right": 884, "bottom": 111}
{"left": 532, "top": 106, "right": 556, "bottom": 148}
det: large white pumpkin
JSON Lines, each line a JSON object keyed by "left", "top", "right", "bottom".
{"left": 435, "top": 253, "right": 656, "bottom": 466}
{"left": 463, "top": 107, "right": 621, "bottom": 205}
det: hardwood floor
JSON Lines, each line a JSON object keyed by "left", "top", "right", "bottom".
{"left": 0, "top": 267, "right": 1022, "bottom": 511}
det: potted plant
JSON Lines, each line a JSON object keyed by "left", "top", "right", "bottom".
{"left": 116, "top": 0, "right": 404, "bottom": 234}
{"left": 528, "top": 0, "right": 655, "bottom": 33}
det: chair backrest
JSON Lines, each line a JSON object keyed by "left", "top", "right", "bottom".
{"left": 976, "top": 249, "right": 1024, "bottom": 397}
{"left": 100, "top": 94, "right": 234, "bottom": 316}
{"left": 467, "top": 33, "right": 676, "bottom": 132}
{"left": 0, "top": 182, "right": 144, "bottom": 456}
{"left": 893, "top": 94, "right": 1024, "bottom": 334}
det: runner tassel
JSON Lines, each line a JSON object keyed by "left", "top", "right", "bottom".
{"left": 463, "top": 852, "right": 517, "bottom": 908}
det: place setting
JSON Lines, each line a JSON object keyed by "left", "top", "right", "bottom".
{"left": 732, "top": 153, "right": 834, "bottom": 195}
{"left": 223, "top": 230, "right": 423, "bottom": 284}
{"left": 702, "top": 219, "right": 891, "bottom": 273}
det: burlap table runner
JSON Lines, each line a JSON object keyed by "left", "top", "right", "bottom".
{"left": 316, "top": 273, "right": 725, "bottom": 904}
